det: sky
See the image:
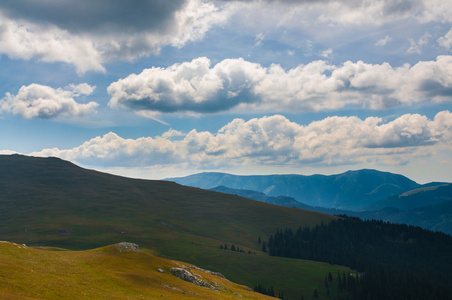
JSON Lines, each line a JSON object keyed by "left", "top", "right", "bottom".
{"left": 0, "top": 0, "right": 452, "bottom": 184}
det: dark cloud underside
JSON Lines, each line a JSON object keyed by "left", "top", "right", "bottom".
{"left": 0, "top": 0, "right": 187, "bottom": 34}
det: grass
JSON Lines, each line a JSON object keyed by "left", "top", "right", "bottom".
{"left": 0, "top": 241, "right": 278, "bottom": 299}
{"left": 0, "top": 155, "right": 351, "bottom": 299}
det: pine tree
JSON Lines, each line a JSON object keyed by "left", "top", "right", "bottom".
{"left": 262, "top": 241, "right": 267, "bottom": 252}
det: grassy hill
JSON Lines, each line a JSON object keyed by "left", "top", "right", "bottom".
{"left": 0, "top": 241, "right": 276, "bottom": 299}
{"left": 0, "top": 154, "right": 350, "bottom": 299}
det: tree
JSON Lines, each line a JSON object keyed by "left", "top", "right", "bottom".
{"left": 258, "top": 235, "right": 261, "bottom": 243}
{"left": 262, "top": 241, "right": 267, "bottom": 252}
{"left": 314, "top": 289, "right": 319, "bottom": 298}
{"left": 231, "top": 244, "right": 236, "bottom": 251}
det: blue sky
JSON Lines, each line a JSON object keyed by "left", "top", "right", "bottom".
{"left": 1, "top": 0, "right": 452, "bottom": 183}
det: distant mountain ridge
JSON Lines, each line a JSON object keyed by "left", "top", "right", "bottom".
{"left": 168, "top": 169, "right": 421, "bottom": 210}
{"left": 210, "top": 184, "right": 452, "bottom": 235}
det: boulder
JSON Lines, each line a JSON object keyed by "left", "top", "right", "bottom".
{"left": 115, "top": 242, "right": 140, "bottom": 252}
{"left": 169, "top": 268, "right": 217, "bottom": 291}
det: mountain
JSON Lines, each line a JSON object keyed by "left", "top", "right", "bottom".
{"left": 210, "top": 185, "right": 452, "bottom": 235}
{"left": 168, "top": 170, "right": 421, "bottom": 210}
{"left": 0, "top": 241, "right": 274, "bottom": 299}
{"left": 0, "top": 154, "right": 348, "bottom": 299}
{"left": 210, "top": 185, "right": 301, "bottom": 207}
{"left": 365, "top": 183, "right": 452, "bottom": 210}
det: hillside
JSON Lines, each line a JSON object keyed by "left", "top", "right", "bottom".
{"left": 0, "top": 154, "right": 348, "bottom": 299}
{"left": 0, "top": 241, "right": 274, "bottom": 299}
{"left": 168, "top": 170, "right": 420, "bottom": 210}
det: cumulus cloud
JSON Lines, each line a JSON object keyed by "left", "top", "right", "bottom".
{"left": 0, "top": 0, "right": 230, "bottom": 73}
{"left": 108, "top": 55, "right": 452, "bottom": 115}
{"left": 30, "top": 111, "right": 452, "bottom": 170}
{"left": 0, "top": 83, "right": 98, "bottom": 119}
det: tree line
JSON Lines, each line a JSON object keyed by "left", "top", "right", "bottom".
{"left": 263, "top": 216, "right": 452, "bottom": 299}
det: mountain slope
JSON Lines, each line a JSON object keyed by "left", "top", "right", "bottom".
{"left": 210, "top": 185, "right": 452, "bottom": 235}
{"left": 0, "top": 154, "right": 347, "bottom": 299}
{"left": 168, "top": 170, "right": 421, "bottom": 210}
{"left": 365, "top": 183, "right": 452, "bottom": 210}
{"left": 0, "top": 241, "right": 273, "bottom": 300}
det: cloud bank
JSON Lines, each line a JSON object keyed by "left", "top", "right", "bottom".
{"left": 1, "top": 1, "right": 451, "bottom": 73}
{"left": 0, "top": 0, "right": 230, "bottom": 73}
{"left": 0, "top": 83, "right": 98, "bottom": 119}
{"left": 108, "top": 56, "right": 452, "bottom": 115}
{"left": 31, "top": 111, "right": 452, "bottom": 170}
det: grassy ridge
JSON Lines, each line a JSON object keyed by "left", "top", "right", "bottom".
{"left": 0, "top": 241, "right": 277, "bottom": 299}
{"left": 0, "top": 155, "right": 350, "bottom": 299}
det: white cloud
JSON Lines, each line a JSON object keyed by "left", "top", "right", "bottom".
{"left": 224, "top": 0, "right": 452, "bottom": 28}
{"left": 376, "top": 35, "right": 392, "bottom": 46}
{"left": 254, "top": 32, "right": 265, "bottom": 46}
{"left": 0, "top": 0, "right": 230, "bottom": 73}
{"left": 407, "top": 33, "right": 431, "bottom": 54}
{"left": 108, "top": 55, "right": 452, "bottom": 115}
{"left": 30, "top": 111, "right": 452, "bottom": 172}
{"left": 320, "top": 48, "right": 333, "bottom": 58}
{"left": 0, "top": 15, "right": 105, "bottom": 74}
{"left": 0, "top": 83, "right": 98, "bottom": 119}
{"left": 438, "top": 28, "right": 452, "bottom": 50}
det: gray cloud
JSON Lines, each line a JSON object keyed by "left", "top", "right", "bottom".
{"left": 0, "top": 0, "right": 230, "bottom": 73}
{"left": 108, "top": 56, "right": 452, "bottom": 115}
{"left": 0, "top": 0, "right": 186, "bottom": 35}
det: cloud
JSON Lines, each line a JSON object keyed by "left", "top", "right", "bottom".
{"left": 30, "top": 111, "right": 452, "bottom": 171}
{"left": 0, "top": 0, "right": 230, "bottom": 73}
{"left": 254, "top": 32, "right": 265, "bottom": 46}
{"left": 376, "top": 35, "right": 392, "bottom": 46}
{"left": 438, "top": 28, "right": 452, "bottom": 50}
{"left": 0, "top": 83, "right": 98, "bottom": 119}
{"left": 407, "top": 32, "right": 431, "bottom": 54}
{"left": 223, "top": 0, "right": 452, "bottom": 28}
{"left": 108, "top": 55, "right": 452, "bottom": 115}
{"left": 107, "top": 57, "right": 266, "bottom": 114}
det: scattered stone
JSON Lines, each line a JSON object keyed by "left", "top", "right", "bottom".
{"left": 157, "top": 268, "right": 165, "bottom": 273}
{"left": 169, "top": 268, "right": 218, "bottom": 291}
{"left": 115, "top": 242, "right": 140, "bottom": 252}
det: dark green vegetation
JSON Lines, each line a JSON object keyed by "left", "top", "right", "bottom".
{"left": 267, "top": 217, "right": 452, "bottom": 299}
{"left": 168, "top": 170, "right": 421, "bottom": 210}
{"left": 0, "top": 154, "right": 351, "bottom": 299}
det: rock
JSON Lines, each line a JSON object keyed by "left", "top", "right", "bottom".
{"left": 157, "top": 268, "right": 165, "bottom": 273}
{"left": 115, "top": 242, "right": 140, "bottom": 252}
{"left": 169, "top": 268, "right": 218, "bottom": 291}
{"left": 189, "top": 266, "right": 227, "bottom": 279}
